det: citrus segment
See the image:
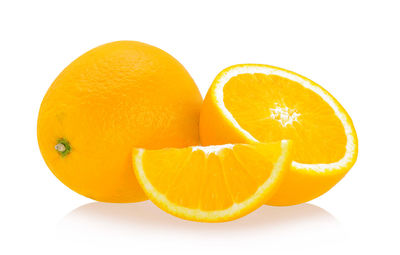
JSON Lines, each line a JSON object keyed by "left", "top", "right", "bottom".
{"left": 199, "top": 64, "right": 358, "bottom": 206}
{"left": 132, "top": 141, "right": 292, "bottom": 222}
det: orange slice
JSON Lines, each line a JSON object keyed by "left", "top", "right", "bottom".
{"left": 200, "top": 64, "right": 358, "bottom": 206}
{"left": 132, "top": 141, "right": 292, "bottom": 222}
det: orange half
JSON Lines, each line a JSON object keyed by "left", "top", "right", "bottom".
{"left": 200, "top": 64, "right": 358, "bottom": 205}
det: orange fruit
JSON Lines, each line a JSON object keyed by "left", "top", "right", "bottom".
{"left": 200, "top": 64, "right": 358, "bottom": 206}
{"left": 37, "top": 41, "right": 202, "bottom": 203}
{"left": 132, "top": 141, "right": 292, "bottom": 222}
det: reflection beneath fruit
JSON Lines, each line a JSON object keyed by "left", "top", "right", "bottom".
{"left": 58, "top": 201, "right": 338, "bottom": 240}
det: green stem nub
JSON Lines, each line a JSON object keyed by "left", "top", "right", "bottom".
{"left": 55, "top": 138, "right": 71, "bottom": 157}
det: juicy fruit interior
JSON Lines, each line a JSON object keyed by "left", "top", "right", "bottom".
{"left": 223, "top": 73, "right": 347, "bottom": 164}
{"left": 139, "top": 143, "right": 282, "bottom": 211}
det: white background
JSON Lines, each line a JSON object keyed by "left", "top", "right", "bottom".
{"left": 1, "top": 0, "right": 399, "bottom": 254}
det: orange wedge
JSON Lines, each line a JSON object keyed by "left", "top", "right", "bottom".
{"left": 200, "top": 64, "right": 358, "bottom": 206}
{"left": 132, "top": 141, "right": 292, "bottom": 222}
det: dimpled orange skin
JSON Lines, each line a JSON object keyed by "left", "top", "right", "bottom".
{"left": 37, "top": 41, "right": 202, "bottom": 203}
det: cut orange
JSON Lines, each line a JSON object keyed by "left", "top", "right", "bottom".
{"left": 132, "top": 141, "right": 292, "bottom": 222}
{"left": 200, "top": 64, "right": 358, "bottom": 206}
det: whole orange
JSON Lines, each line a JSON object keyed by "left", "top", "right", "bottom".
{"left": 37, "top": 41, "right": 202, "bottom": 203}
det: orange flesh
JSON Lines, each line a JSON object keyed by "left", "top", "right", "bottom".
{"left": 140, "top": 144, "right": 279, "bottom": 211}
{"left": 223, "top": 73, "right": 347, "bottom": 164}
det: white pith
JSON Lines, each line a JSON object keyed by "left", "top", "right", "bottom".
{"left": 191, "top": 143, "right": 234, "bottom": 155}
{"left": 133, "top": 141, "right": 290, "bottom": 222}
{"left": 270, "top": 104, "right": 301, "bottom": 127}
{"left": 213, "top": 65, "right": 357, "bottom": 173}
